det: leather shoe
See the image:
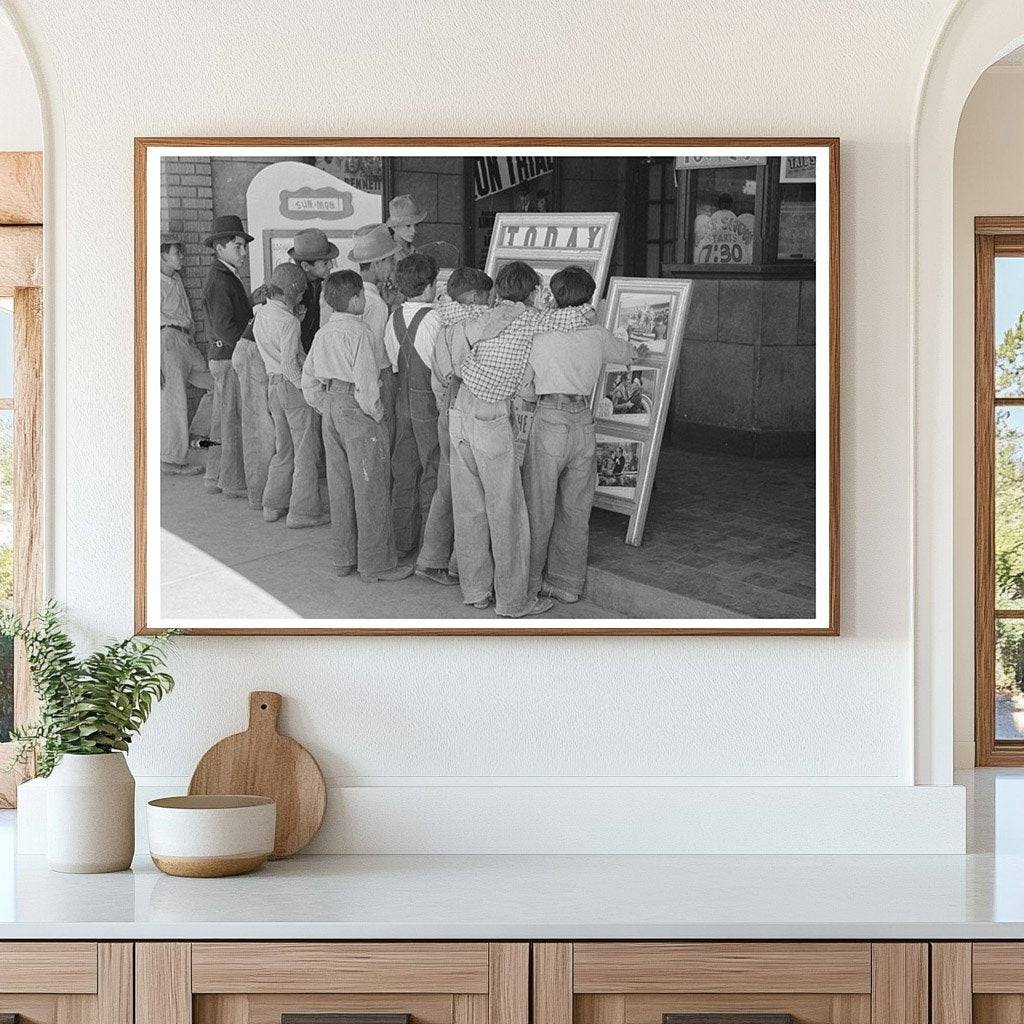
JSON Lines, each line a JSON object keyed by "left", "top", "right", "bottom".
{"left": 415, "top": 567, "right": 459, "bottom": 586}
{"left": 361, "top": 564, "right": 415, "bottom": 583}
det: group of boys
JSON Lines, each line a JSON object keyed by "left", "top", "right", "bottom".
{"left": 159, "top": 196, "right": 635, "bottom": 617}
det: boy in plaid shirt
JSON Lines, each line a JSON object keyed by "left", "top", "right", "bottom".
{"left": 415, "top": 268, "right": 494, "bottom": 586}
{"left": 449, "top": 261, "right": 591, "bottom": 617}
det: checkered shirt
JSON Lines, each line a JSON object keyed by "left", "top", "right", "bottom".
{"left": 460, "top": 302, "right": 592, "bottom": 404}
{"left": 437, "top": 299, "right": 491, "bottom": 326}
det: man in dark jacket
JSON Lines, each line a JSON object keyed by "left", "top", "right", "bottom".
{"left": 201, "top": 214, "right": 253, "bottom": 498}
{"left": 289, "top": 228, "right": 338, "bottom": 354}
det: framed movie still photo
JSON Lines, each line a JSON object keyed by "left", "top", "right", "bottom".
{"left": 135, "top": 138, "right": 839, "bottom": 636}
{"left": 592, "top": 278, "right": 691, "bottom": 546}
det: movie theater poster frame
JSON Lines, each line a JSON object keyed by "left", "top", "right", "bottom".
{"left": 592, "top": 276, "right": 692, "bottom": 546}
{"left": 483, "top": 211, "right": 619, "bottom": 301}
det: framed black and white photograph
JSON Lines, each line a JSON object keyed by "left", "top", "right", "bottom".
{"left": 596, "top": 366, "right": 658, "bottom": 428}
{"left": 135, "top": 138, "right": 839, "bottom": 635}
{"left": 597, "top": 438, "right": 642, "bottom": 500}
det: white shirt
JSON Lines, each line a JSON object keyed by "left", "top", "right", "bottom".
{"left": 253, "top": 298, "right": 303, "bottom": 387}
{"left": 384, "top": 301, "right": 442, "bottom": 374}
{"left": 360, "top": 282, "right": 391, "bottom": 372}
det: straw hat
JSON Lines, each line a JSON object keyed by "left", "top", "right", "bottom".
{"left": 387, "top": 194, "right": 428, "bottom": 227}
{"left": 349, "top": 224, "right": 400, "bottom": 264}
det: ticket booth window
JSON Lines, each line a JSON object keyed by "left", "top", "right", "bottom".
{"left": 689, "top": 165, "right": 758, "bottom": 265}
{"left": 669, "top": 157, "right": 816, "bottom": 276}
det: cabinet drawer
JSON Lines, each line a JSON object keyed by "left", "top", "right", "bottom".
{"left": 572, "top": 944, "right": 872, "bottom": 994}
{"left": 139, "top": 942, "right": 528, "bottom": 1024}
{"left": 0, "top": 942, "right": 98, "bottom": 993}
{"left": 191, "top": 942, "right": 490, "bottom": 993}
{"left": 534, "top": 944, "right": 925, "bottom": 1024}
{"left": 0, "top": 943, "right": 130, "bottom": 1024}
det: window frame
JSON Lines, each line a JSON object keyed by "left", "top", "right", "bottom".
{"left": 975, "top": 217, "right": 1024, "bottom": 765}
{"left": 0, "top": 152, "right": 43, "bottom": 807}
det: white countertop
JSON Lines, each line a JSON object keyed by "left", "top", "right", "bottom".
{"left": 1, "top": 850, "right": 1024, "bottom": 940}
{"left": 1, "top": 770, "right": 1022, "bottom": 941}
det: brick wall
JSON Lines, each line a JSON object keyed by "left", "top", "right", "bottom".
{"left": 160, "top": 155, "right": 215, "bottom": 351}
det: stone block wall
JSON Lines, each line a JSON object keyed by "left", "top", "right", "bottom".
{"left": 559, "top": 156, "right": 627, "bottom": 280}
{"left": 668, "top": 275, "right": 816, "bottom": 456}
{"left": 391, "top": 157, "right": 466, "bottom": 263}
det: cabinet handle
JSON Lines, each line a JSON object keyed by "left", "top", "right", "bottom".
{"left": 664, "top": 1016, "right": 796, "bottom": 1024}
{"left": 283, "top": 1016, "right": 411, "bottom": 1024}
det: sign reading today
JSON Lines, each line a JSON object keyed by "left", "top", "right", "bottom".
{"left": 484, "top": 211, "right": 620, "bottom": 306}
{"left": 473, "top": 155, "right": 556, "bottom": 200}
{"left": 497, "top": 222, "right": 607, "bottom": 250}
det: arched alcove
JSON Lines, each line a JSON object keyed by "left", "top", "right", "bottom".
{"left": 914, "top": 0, "right": 1024, "bottom": 785}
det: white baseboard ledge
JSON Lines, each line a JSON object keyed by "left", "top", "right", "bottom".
{"left": 17, "top": 778, "right": 966, "bottom": 856}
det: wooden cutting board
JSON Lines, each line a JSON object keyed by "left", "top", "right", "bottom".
{"left": 188, "top": 691, "right": 326, "bottom": 859}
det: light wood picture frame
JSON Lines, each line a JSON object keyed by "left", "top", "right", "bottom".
{"left": 135, "top": 137, "right": 839, "bottom": 636}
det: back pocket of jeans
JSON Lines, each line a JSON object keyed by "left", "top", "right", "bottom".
{"left": 476, "top": 413, "right": 512, "bottom": 459}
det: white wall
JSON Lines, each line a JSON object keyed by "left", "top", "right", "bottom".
{"left": 952, "top": 65, "right": 1024, "bottom": 767}
{"left": 0, "top": 7, "right": 40, "bottom": 151}
{"left": 0, "top": 0, "right": 972, "bottom": 851}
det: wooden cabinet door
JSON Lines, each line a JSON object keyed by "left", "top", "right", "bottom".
{"left": 0, "top": 942, "right": 132, "bottom": 1024}
{"left": 534, "top": 943, "right": 927, "bottom": 1024}
{"left": 934, "top": 942, "right": 1024, "bottom": 1024}
{"left": 137, "top": 943, "right": 528, "bottom": 1024}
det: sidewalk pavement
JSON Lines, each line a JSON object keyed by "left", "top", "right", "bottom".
{"left": 159, "top": 456, "right": 621, "bottom": 622}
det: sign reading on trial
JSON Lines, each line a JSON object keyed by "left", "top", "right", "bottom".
{"left": 473, "top": 155, "right": 556, "bottom": 200}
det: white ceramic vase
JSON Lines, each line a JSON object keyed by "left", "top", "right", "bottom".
{"left": 46, "top": 752, "right": 135, "bottom": 873}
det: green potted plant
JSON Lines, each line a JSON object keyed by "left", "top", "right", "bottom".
{"left": 2, "top": 603, "right": 177, "bottom": 873}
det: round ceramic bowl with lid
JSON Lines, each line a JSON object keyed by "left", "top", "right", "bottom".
{"left": 147, "top": 795, "right": 276, "bottom": 877}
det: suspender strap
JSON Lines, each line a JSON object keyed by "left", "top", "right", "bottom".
{"left": 395, "top": 306, "right": 431, "bottom": 350}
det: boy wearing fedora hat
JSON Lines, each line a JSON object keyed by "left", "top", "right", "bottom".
{"left": 350, "top": 224, "right": 401, "bottom": 446}
{"left": 201, "top": 214, "right": 254, "bottom": 499}
{"left": 159, "top": 233, "right": 212, "bottom": 476}
{"left": 302, "top": 270, "right": 412, "bottom": 583}
{"left": 387, "top": 194, "right": 428, "bottom": 263}
{"left": 290, "top": 228, "right": 339, "bottom": 355}
{"left": 256, "top": 262, "right": 330, "bottom": 529}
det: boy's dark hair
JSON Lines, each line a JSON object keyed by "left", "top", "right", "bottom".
{"left": 494, "top": 261, "right": 540, "bottom": 303}
{"left": 160, "top": 242, "right": 181, "bottom": 256}
{"left": 395, "top": 253, "right": 438, "bottom": 297}
{"left": 323, "top": 269, "right": 364, "bottom": 312}
{"left": 550, "top": 266, "right": 596, "bottom": 308}
{"left": 447, "top": 267, "right": 493, "bottom": 302}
